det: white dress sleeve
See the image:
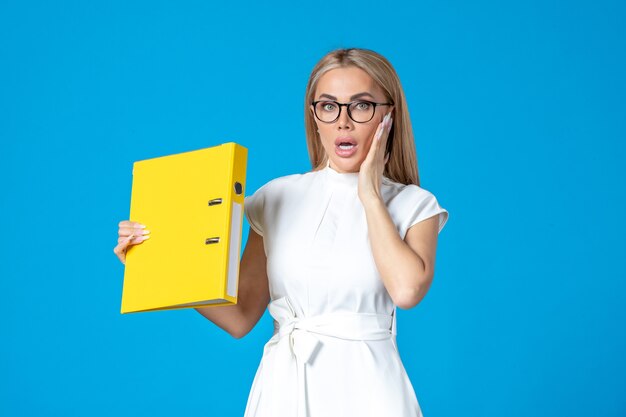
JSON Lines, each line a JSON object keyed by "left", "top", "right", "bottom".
{"left": 395, "top": 185, "right": 449, "bottom": 239}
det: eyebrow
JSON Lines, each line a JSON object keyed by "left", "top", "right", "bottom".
{"left": 317, "top": 92, "right": 376, "bottom": 101}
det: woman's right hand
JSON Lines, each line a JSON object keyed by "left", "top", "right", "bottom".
{"left": 113, "top": 220, "right": 151, "bottom": 265}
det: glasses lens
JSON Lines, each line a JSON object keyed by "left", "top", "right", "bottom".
{"left": 349, "top": 101, "right": 375, "bottom": 123}
{"left": 315, "top": 101, "right": 339, "bottom": 122}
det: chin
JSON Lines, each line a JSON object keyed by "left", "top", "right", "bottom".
{"left": 332, "top": 158, "right": 362, "bottom": 173}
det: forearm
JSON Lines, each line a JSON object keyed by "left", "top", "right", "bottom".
{"left": 194, "top": 280, "right": 266, "bottom": 339}
{"left": 194, "top": 303, "right": 248, "bottom": 338}
{"left": 194, "top": 241, "right": 269, "bottom": 339}
{"left": 362, "top": 197, "right": 430, "bottom": 309}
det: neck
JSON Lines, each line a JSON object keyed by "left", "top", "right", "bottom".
{"left": 326, "top": 159, "right": 359, "bottom": 174}
{"left": 324, "top": 160, "right": 360, "bottom": 187}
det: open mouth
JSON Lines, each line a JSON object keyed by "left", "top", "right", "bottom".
{"left": 337, "top": 142, "right": 356, "bottom": 150}
{"left": 334, "top": 137, "right": 358, "bottom": 157}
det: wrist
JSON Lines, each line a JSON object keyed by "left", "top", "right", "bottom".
{"left": 360, "top": 193, "right": 385, "bottom": 210}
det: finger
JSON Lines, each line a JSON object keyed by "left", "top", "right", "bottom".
{"left": 379, "top": 114, "right": 392, "bottom": 150}
{"left": 376, "top": 120, "right": 388, "bottom": 155}
{"left": 118, "top": 226, "right": 150, "bottom": 238}
{"left": 366, "top": 114, "right": 390, "bottom": 165}
{"left": 379, "top": 121, "right": 390, "bottom": 158}
{"left": 118, "top": 220, "right": 147, "bottom": 229}
{"left": 387, "top": 113, "right": 393, "bottom": 132}
{"left": 113, "top": 245, "right": 126, "bottom": 264}
{"left": 117, "top": 234, "right": 150, "bottom": 245}
{"left": 114, "top": 233, "right": 147, "bottom": 264}
{"left": 113, "top": 246, "right": 126, "bottom": 264}
{"left": 118, "top": 227, "right": 135, "bottom": 237}
{"left": 113, "top": 234, "right": 133, "bottom": 264}
{"left": 121, "top": 232, "right": 141, "bottom": 249}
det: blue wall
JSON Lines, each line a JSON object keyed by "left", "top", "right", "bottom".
{"left": 1, "top": 1, "right": 624, "bottom": 416}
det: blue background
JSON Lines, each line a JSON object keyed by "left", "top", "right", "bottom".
{"left": 1, "top": 1, "right": 624, "bottom": 416}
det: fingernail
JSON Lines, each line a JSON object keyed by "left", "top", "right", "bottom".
{"left": 141, "top": 235, "right": 150, "bottom": 240}
{"left": 142, "top": 229, "right": 150, "bottom": 235}
{"left": 137, "top": 224, "right": 147, "bottom": 229}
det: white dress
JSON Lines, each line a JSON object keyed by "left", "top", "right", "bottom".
{"left": 242, "top": 162, "right": 449, "bottom": 417}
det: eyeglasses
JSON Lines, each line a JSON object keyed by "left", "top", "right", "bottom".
{"left": 311, "top": 100, "right": 394, "bottom": 123}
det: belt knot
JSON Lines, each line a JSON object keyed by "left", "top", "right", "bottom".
{"left": 263, "top": 296, "right": 395, "bottom": 417}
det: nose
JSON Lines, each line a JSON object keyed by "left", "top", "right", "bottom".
{"left": 337, "top": 105, "right": 353, "bottom": 129}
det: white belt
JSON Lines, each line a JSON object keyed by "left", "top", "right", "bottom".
{"left": 262, "top": 296, "right": 397, "bottom": 417}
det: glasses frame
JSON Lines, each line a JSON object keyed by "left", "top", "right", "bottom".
{"left": 311, "top": 99, "right": 394, "bottom": 124}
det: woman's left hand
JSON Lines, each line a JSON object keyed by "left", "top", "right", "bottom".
{"left": 358, "top": 112, "right": 393, "bottom": 204}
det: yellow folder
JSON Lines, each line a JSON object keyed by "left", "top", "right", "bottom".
{"left": 121, "top": 142, "right": 248, "bottom": 314}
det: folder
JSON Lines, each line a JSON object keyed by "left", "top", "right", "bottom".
{"left": 121, "top": 142, "right": 247, "bottom": 314}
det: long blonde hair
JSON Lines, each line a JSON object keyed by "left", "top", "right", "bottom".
{"left": 304, "top": 47, "right": 420, "bottom": 186}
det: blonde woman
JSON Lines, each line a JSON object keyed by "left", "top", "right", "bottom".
{"left": 114, "top": 47, "right": 449, "bottom": 417}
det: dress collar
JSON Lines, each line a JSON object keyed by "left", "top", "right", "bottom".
{"left": 321, "top": 159, "right": 394, "bottom": 188}
{"left": 322, "top": 159, "right": 360, "bottom": 187}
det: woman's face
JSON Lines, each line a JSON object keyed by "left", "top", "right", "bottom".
{"left": 311, "top": 66, "right": 393, "bottom": 173}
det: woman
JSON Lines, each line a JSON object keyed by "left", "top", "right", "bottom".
{"left": 114, "top": 48, "right": 449, "bottom": 417}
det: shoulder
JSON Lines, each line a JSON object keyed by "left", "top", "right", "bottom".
{"left": 264, "top": 171, "right": 311, "bottom": 189}
{"left": 245, "top": 169, "right": 319, "bottom": 199}
{"left": 243, "top": 170, "right": 319, "bottom": 237}
{"left": 382, "top": 177, "right": 437, "bottom": 205}
{"left": 382, "top": 177, "right": 449, "bottom": 235}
